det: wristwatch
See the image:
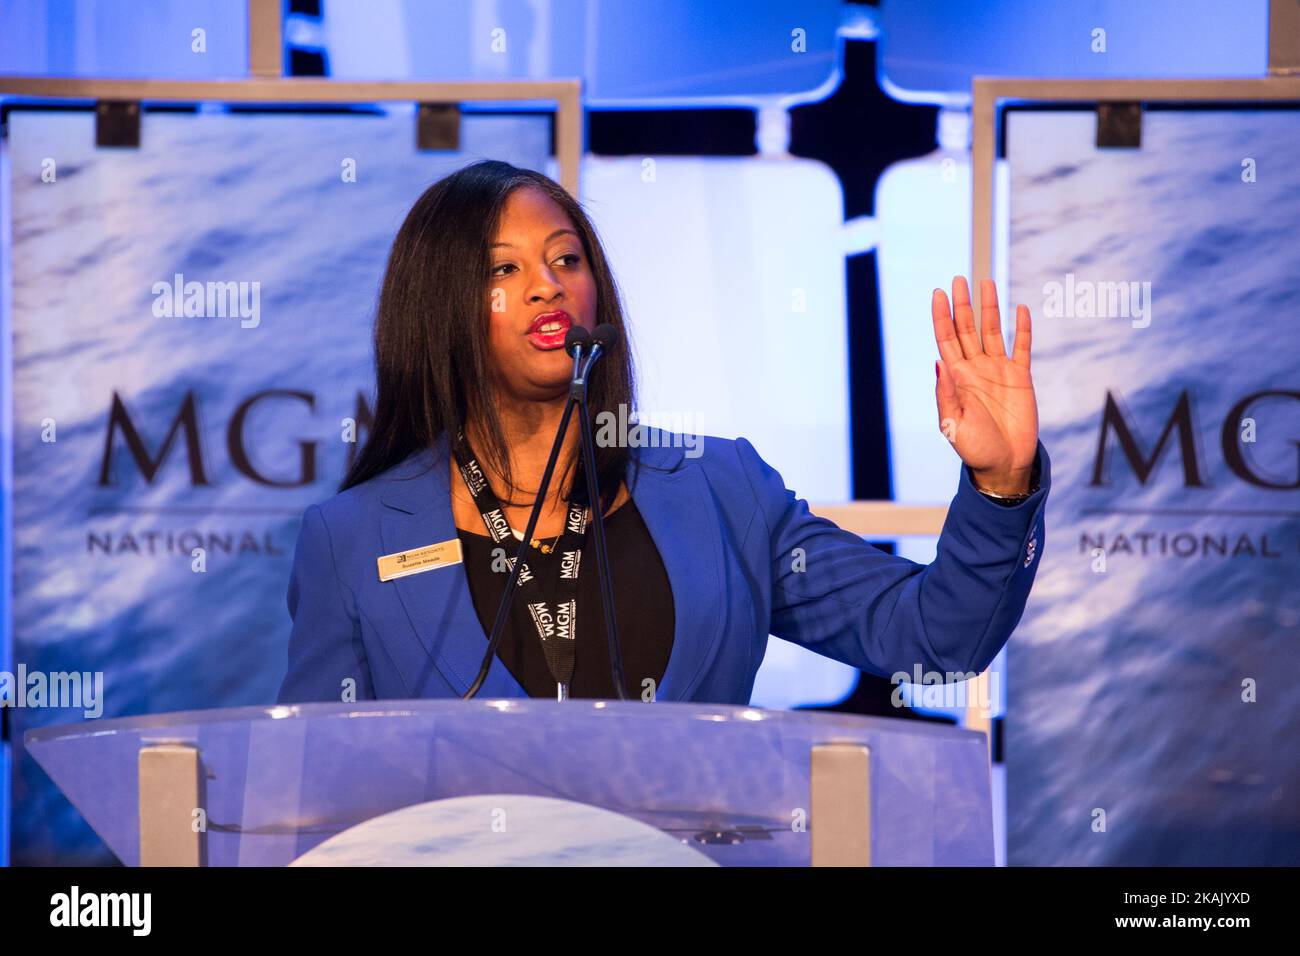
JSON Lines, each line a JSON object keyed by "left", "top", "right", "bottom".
{"left": 971, "top": 453, "right": 1041, "bottom": 507}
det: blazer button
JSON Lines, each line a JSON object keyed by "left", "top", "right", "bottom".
{"left": 1024, "top": 533, "right": 1038, "bottom": 568}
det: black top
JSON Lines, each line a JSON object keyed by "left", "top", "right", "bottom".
{"left": 456, "top": 497, "right": 676, "bottom": 699}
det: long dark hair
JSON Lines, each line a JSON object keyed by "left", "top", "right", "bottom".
{"left": 340, "top": 160, "right": 636, "bottom": 506}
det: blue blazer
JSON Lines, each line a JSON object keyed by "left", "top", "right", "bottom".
{"left": 276, "top": 431, "right": 1051, "bottom": 706}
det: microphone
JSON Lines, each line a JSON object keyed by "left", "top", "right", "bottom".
{"left": 584, "top": 324, "right": 617, "bottom": 375}
{"left": 571, "top": 323, "right": 616, "bottom": 394}
{"left": 565, "top": 324, "right": 591, "bottom": 357}
{"left": 565, "top": 325, "right": 591, "bottom": 389}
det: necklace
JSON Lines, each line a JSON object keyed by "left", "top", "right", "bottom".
{"left": 514, "top": 526, "right": 564, "bottom": 555}
{"left": 453, "top": 484, "right": 572, "bottom": 554}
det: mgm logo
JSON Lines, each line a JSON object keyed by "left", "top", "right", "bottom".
{"left": 1091, "top": 389, "right": 1300, "bottom": 490}
{"left": 97, "top": 388, "right": 373, "bottom": 488}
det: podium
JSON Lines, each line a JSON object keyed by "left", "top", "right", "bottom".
{"left": 26, "top": 699, "right": 994, "bottom": 866}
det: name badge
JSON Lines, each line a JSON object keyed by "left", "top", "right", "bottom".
{"left": 377, "top": 539, "right": 464, "bottom": 582}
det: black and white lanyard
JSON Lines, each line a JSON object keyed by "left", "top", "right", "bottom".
{"left": 451, "top": 430, "right": 589, "bottom": 687}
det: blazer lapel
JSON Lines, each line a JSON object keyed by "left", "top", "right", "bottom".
{"left": 627, "top": 442, "right": 726, "bottom": 702}
{"left": 378, "top": 434, "right": 527, "bottom": 698}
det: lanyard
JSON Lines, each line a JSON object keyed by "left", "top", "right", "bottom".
{"left": 451, "top": 430, "right": 589, "bottom": 688}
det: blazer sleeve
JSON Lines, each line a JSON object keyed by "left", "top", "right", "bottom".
{"left": 276, "top": 504, "right": 377, "bottom": 704}
{"left": 735, "top": 436, "right": 1050, "bottom": 678}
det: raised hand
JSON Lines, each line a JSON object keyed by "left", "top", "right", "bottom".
{"left": 931, "top": 276, "right": 1039, "bottom": 496}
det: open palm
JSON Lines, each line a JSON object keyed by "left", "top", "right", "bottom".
{"left": 931, "top": 276, "right": 1039, "bottom": 494}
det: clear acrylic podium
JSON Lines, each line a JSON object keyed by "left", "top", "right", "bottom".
{"left": 26, "top": 699, "right": 994, "bottom": 866}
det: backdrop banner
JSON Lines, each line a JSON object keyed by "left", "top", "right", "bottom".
{"left": 3, "top": 109, "right": 550, "bottom": 864}
{"left": 1005, "top": 108, "right": 1300, "bottom": 865}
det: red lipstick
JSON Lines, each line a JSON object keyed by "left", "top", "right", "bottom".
{"left": 526, "top": 310, "right": 572, "bottom": 350}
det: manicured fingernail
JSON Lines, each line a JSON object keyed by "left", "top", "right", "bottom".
{"left": 935, "top": 361, "right": 941, "bottom": 380}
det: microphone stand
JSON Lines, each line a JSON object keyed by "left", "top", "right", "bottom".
{"left": 575, "top": 378, "right": 628, "bottom": 701}
{"left": 462, "top": 328, "right": 630, "bottom": 702}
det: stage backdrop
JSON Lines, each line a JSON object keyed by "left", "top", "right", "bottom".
{"left": 3, "top": 107, "right": 854, "bottom": 864}
{"left": 3, "top": 110, "right": 555, "bottom": 864}
{"left": 1005, "top": 107, "right": 1300, "bottom": 865}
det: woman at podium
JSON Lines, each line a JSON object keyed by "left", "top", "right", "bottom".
{"left": 277, "top": 160, "right": 1048, "bottom": 706}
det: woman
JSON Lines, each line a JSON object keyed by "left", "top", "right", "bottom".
{"left": 276, "top": 159, "right": 1048, "bottom": 706}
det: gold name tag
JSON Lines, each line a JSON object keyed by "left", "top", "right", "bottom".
{"left": 377, "top": 539, "right": 464, "bottom": 582}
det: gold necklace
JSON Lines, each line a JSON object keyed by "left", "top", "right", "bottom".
{"left": 532, "top": 532, "right": 560, "bottom": 555}
{"left": 469, "top": 492, "right": 570, "bottom": 554}
{"left": 452, "top": 472, "right": 591, "bottom": 554}
{"left": 525, "top": 503, "right": 592, "bottom": 554}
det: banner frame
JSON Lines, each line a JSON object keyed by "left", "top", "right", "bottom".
{"left": 972, "top": 75, "right": 1300, "bottom": 287}
{"left": 0, "top": 76, "right": 584, "bottom": 199}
